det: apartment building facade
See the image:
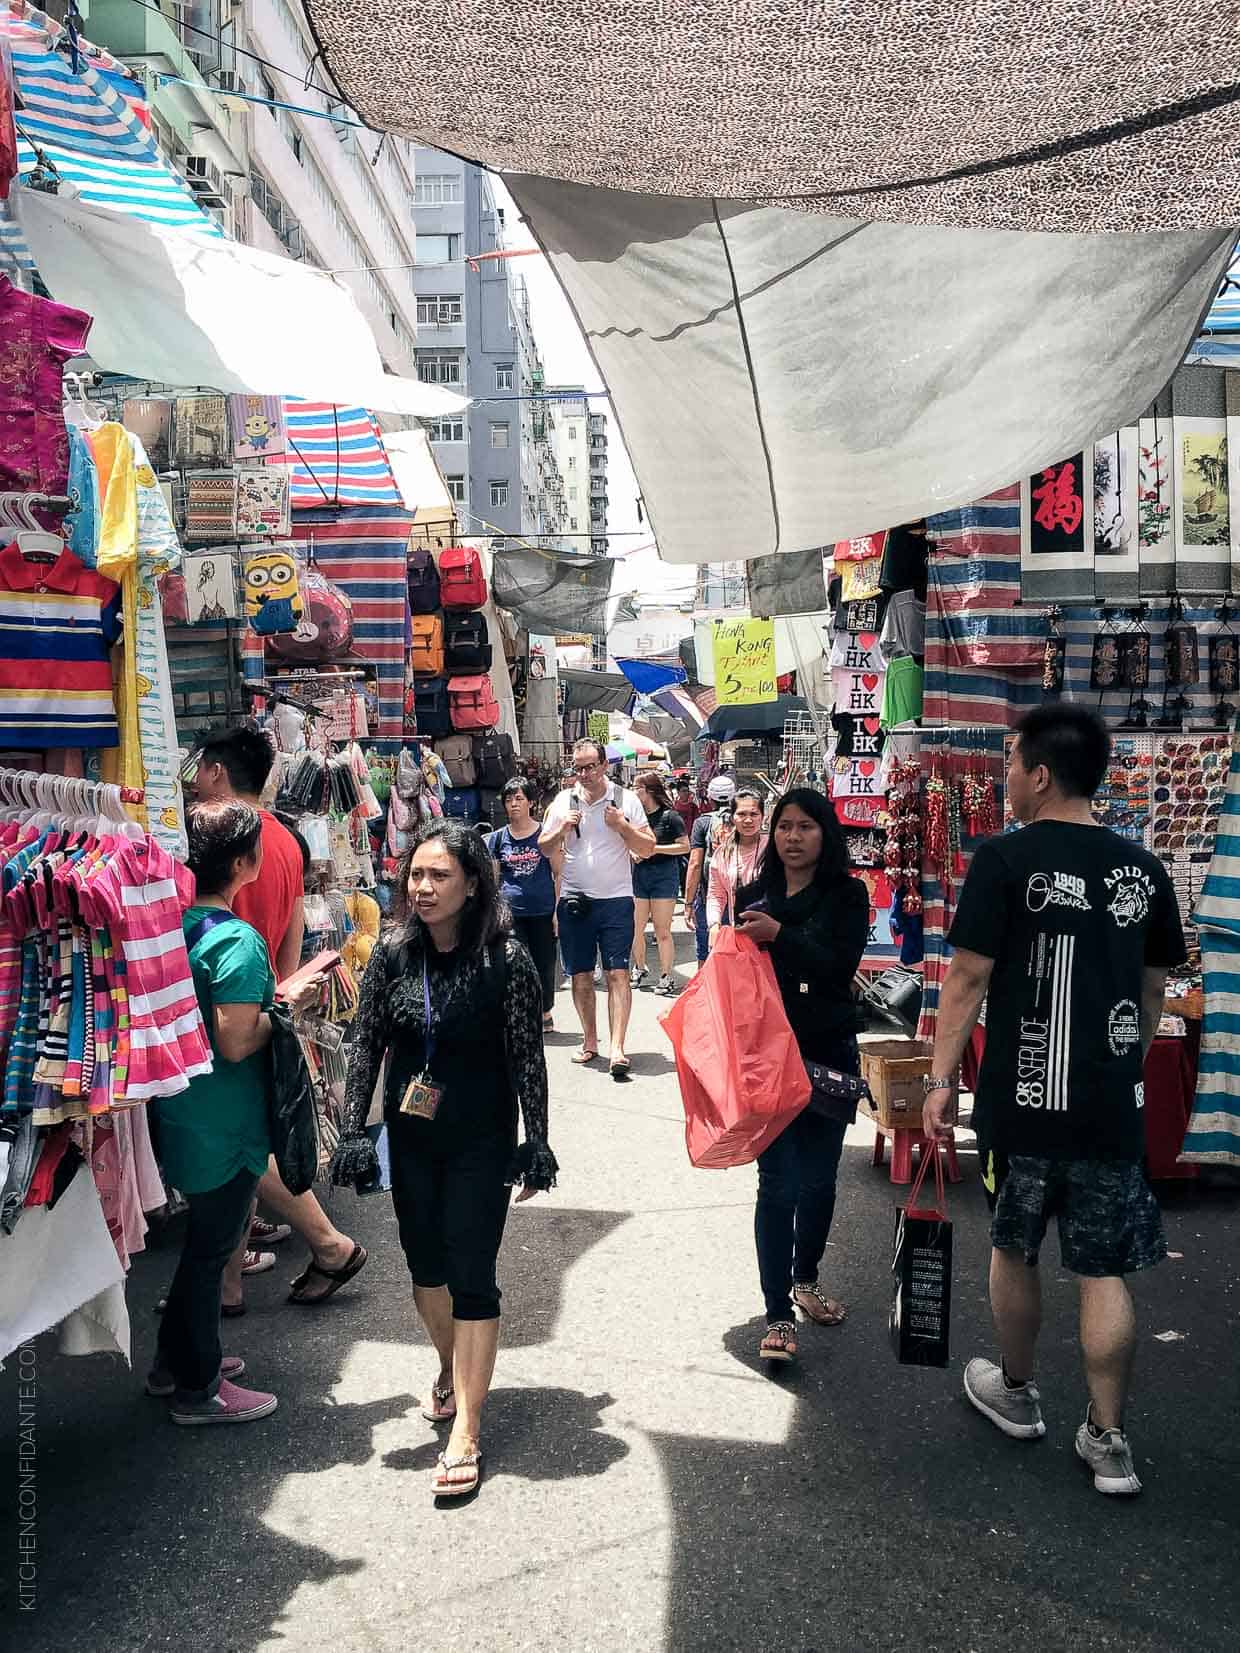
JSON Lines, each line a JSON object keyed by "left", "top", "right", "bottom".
{"left": 412, "top": 151, "right": 568, "bottom": 544}
{"left": 85, "top": 0, "right": 421, "bottom": 375}
{"left": 546, "top": 385, "right": 609, "bottom": 557}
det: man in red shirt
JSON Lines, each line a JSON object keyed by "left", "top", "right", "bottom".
{"left": 192, "top": 725, "right": 367, "bottom": 1306}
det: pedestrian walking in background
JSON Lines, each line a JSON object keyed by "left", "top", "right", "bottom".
{"left": 150, "top": 802, "right": 323, "bottom": 1425}
{"left": 733, "top": 789, "right": 869, "bottom": 1364}
{"left": 630, "top": 769, "right": 689, "bottom": 996}
{"left": 487, "top": 777, "right": 562, "bottom": 1030}
{"left": 332, "top": 819, "right": 556, "bottom": 1499}
{"left": 683, "top": 774, "right": 737, "bottom": 965}
{"left": 706, "top": 786, "right": 767, "bottom": 947}
{"left": 190, "top": 723, "right": 367, "bottom": 1309}
{"left": 540, "top": 737, "right": 654, "bottom": 1080}
{"left": 924, "top": 704, "right": 1184, "bottom": 1497}
{"left": 673, "top": 777, "right": 702, "bottom": 897}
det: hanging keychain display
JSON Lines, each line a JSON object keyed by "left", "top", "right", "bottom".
{"left": 1209, "top": 596, "right": 1239, "bottom": 726}
{"left": 1042, "top": 607, "right": 1066, "bottom": 694}
{"left": 1090, "top": 607, "right": 1123, "bottom": 693}
{"left": 1119, "top": 606, "right": 1152, "bottom": 728}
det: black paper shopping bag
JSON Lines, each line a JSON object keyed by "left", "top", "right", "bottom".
{"left": 890, "top": 1140, "right": 952, "bottom": 1368}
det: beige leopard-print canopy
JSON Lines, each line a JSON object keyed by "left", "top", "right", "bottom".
{"left": 302, "top": 0, "right": 1240, "bottom": 233}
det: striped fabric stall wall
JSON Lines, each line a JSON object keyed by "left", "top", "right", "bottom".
{"left": 1182, "top": 739, "right": 1240, "bottom": 1165}
{"left": 239, "top": 508, "right": 412, "bottom": 743}
{"left": 284, "top": 403, "right": 402, "bottom": 509}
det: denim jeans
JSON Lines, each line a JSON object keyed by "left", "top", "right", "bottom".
{"left": 754, "top": 1108, "right": 848, "bottom": 1323}
{"left": 156, "top": 1167, "right": 260, "bottom": 1403}
{"left": 691, "top": 888, "right": 709, "bottom": 964}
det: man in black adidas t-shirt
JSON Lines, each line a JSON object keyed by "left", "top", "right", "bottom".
{"left": 924, "top": 704, "right": 1185, "bottom": 1497}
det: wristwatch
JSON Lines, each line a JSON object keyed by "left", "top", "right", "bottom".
{"left": 922, "top": 1074, "right": 957, "bottom": 1095}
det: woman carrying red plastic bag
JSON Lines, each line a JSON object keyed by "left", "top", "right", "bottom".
{"left": 733, "top": 790, "right": 869, "bottom": 1366}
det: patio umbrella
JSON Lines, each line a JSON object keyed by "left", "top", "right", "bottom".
{"left": 606, "top": 740, "right": 637, "bottom": 761}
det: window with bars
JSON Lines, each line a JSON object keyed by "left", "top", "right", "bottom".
{"left": 417, "top": 353, "right": 463, "bottom": 385}
{"left": 414, "top": 173, "right": 463, "bottom": 205}
{"left": 416, "top": 295, "right": 463, "bottom": 325}
{"left": 429, "top": 418, "right": 465, "bottom": 443}
{"left": 490, "top": 423, "right": 510, "bottom": 449}
{"left": 495, "top": 364, "right": 514, "bottom": 391}
{"left": 445, "top": 475, "right": 466, "bottom": 503}
{"left": 490, "top": 480, "right": 509, "bottom": 508}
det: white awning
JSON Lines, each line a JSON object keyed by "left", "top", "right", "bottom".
{"left": 15, "top": 188, "right": 466, "bottom": 418}
{"left": 511, "top": 176, "right": 1235, "bottom": 563}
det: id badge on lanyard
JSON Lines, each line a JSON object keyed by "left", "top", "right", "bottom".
{"left": 399, "top": 962, "right": 445, "bottom": 1119}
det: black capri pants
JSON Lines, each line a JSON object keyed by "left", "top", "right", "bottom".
{"left": 388, "top": 1125, "right": 513, "bottom": 1320}
{"left": 512, "top": 913, "right": 557, "bottom": 1014}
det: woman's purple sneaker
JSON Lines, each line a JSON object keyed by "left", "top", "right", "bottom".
{"left": 170, "top": 1377, "right": 277, "bottom": 1426}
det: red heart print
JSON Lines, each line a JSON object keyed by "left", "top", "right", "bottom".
{"left": 859, "top": 760, "right": 876, "bottom": 776}
{"left": 863, "top": 716, "right": 881, "bottom": 735}
{"left": 862, "top": 673, "right": 879, "bottom": 691}
{"left": 859, "top": 633, "right": 878, "bottom": 649}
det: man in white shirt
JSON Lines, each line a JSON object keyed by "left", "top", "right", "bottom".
{"left": 541, "top": 737, "right": 655, "bottom": 1079}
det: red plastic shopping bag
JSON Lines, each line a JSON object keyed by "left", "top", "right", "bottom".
{"left": 659, "top": 927, "right": 810, "bottom": 1168}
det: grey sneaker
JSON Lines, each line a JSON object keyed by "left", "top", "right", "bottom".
{"left": 630, "top": 964, "right": 648, "bottom": 988}
{"left": 655, "top": 973, "right": 678, "bottom": 996}
{"left": 963, "top": 1357, "right": 1047, "bottom": 1439}
{"left": 1075, "top": 1409, "right": 1143, "bottom": 1495}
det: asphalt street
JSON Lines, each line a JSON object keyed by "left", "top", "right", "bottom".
{"left": 1, "top": 933, "right": 1238, "bottom": 1652}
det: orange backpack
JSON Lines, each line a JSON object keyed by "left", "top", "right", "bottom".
{"left": 411, "top": 614, "right": 445, "bottom": 676}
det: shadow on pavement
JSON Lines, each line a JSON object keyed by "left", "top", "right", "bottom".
{"left": 0, "top": 1198, "right": 630, "bottom": 1647}
{"left": 652, "top": 1142, "right": 1240, "bottom": 1653}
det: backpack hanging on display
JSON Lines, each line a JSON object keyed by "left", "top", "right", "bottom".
{"left": 448, "top": 674, "right": 500, "bottom": 731}
{"left": 479, "top": 788, "right": 506, "bottom": 828}
{"left": 410, "top": 613, "right": 445, "bottom": 676}
{"left": 413, "top": 675, "right": 453, "bottom": 737}
{"left": 443, "top": 786, "right": 482, "bottom": 821}
{"left": 407, "top": 549, "right": 441, "bottom": 615}
{"left": 472, "top": 731, "right": 516, "bottom": 789}
{"left": 439, "top": 544, "right": 488, "bottom": 609}
{"left": 444, "top": 610, "right": 493, "bottom": 672}
{"left": 433, "top": 734, "right": 477, "bottom": 787}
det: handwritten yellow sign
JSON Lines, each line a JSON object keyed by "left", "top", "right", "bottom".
{"left": 587, "top": 711, "right": 611, "bottom": 746}
{"left": 712, "top": 617, "right": 777, "bottom": 706}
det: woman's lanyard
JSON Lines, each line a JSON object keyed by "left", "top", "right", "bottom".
{"left": 398, "top": 961, "right": 444, "bottom": 1119}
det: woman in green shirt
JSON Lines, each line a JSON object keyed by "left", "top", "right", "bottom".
{"left": 151, "top": 799, "right": 319, "bottom": 1427}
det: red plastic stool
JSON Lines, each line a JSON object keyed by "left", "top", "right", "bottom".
{"left": 871, "top": 1122, "right": 961, "bottom": 1185}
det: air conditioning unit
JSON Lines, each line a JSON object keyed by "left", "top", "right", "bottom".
{"left": 211, "top": 69, "right": 246, "bottom": 107}
{"left": 185, "top": 155, "right": 227, "bottom": 208}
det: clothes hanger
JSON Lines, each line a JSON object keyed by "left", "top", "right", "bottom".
{"left": 12, "top": 495, "right": 64, "bottom": 564}
{"left": 62, "top": 372, "right": 106, "bottom": 431}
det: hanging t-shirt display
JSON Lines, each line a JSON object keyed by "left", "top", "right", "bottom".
{"left": 0, "top": 543, "right": 120, "bottom": 748}
{"left": 0, "top": 277, "right": 92, "bottom": 496}
{"left": 829, "top": 631, "right": 883, "bottom": 672}
{"left": 879, "top": 655, "right": 923, "bottom": 729}
{"left": 949, "top": 820, "right": 1186, "bottom": 1159}
{"left": 832, "top": 665, "right": 883, "bottom": 720}
{"left": 839, "top": 557, "right": 884, "bottom": 601}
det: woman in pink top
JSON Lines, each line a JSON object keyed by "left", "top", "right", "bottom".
{"left": 706, "top": 788, "right": 768, "bottom": 948}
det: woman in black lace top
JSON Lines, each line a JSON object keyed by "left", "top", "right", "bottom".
{"left": 331, "top": 819, "right": 556, "bottom": 1500}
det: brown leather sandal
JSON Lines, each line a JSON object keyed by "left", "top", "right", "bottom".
{"left": 759, "top": 1321, "right": 797, "bottom": 1362}
{"left": 794, "top": 1282, "right": 847, "bottom": 1326}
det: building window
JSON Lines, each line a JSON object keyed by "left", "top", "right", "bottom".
{"left": 568, "top": 455, "right": 576, "bottom": 469}
{"left": 568, "top": 424, "right": 579, "bottom": 441}
{"left": 445, "top": 475, "right": 466, "bottom": 503}
{"left": 291, "top": 133, "right": 303, "bottom": 164}
{"left": 260, "top": 72, "right": 277, "bottom": 110}
{"left": 416, "top": 295, "right": 463, "bottom": 325}
{"left": 416, "top": 233, "right": 461, "bottom": 264}
{"left": 568, "top": 486, "right": 577, "bottom": 500}
{"left": 429, "top": 418, "right": 465, "bottom": 443}
{"left": 495, "top": 364, "right": 514, "bottom": 392}
{"left": 417, "top": 352, "right": 463, "bottom": 385}
{"left": 490, "top": 422, "right": 510, "bottom": 449}
{"left": 489, "top": 480, "right": 509, "bottom": 508}
{"left": 414, "top": 173, "right": 463, "bottom": 205}
{"left": 570, "top": 517, "right": 578, "bottom": 531}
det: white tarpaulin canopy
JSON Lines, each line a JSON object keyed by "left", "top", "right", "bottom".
{"left": 510, "top": 177, "right": 1235, "bottom": 563}
{"left": 14, "top": 188, "right": 467, "bottom": 418}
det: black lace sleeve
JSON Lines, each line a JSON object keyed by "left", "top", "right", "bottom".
{"left": 329, "top": 939, "right": 392, "bottom": 1188}
{"left": 503, "top": 935, "right": 557, "bottom": 1190}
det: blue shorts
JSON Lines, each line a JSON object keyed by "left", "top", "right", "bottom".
{"left": 632, "top": 857, "right": 680, "bottom": 902}
{"left": 557, "top": 895, "right": 635, "bottom": 976}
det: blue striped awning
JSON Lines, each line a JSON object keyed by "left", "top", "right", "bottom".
{"left": 1201, "top": 246, "right": 1240, "bottom": 335}
{"left": 0, "top": 9, "right": 222, "bottom": 270}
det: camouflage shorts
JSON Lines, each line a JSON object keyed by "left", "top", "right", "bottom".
{"left": 981, "top": 1151, "right": 1166, "bottom": 1277}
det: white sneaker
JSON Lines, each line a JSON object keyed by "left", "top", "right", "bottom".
{"left": 655, "top": 973, "right": 678, "bottom": 996}
{"left": 1075, "top": 1408, "right": 1143, "bottom": 1495}
{"left": 630, "top": 965, "right": 648, "bottom": 988}
{"left": 963, "top": 1357, "right": 1046, "bottom": 1439}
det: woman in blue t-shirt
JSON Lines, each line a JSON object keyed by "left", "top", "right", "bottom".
{"left": 487, "top": 779, "right": 561, "bottom": 1028}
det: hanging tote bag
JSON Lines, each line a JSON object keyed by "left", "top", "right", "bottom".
{"left": 265, "top": 1000, "right": 321, "bottom": 1197}
{"left": 890, "top": 1140, "right": 953, "bottom": 1368}
{"left": 659, "top": 927, "right": 810, "bottom": 1168}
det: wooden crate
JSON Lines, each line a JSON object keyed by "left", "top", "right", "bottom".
{"left": 859, "top": 1039, "right": 933, "bottom": 1131}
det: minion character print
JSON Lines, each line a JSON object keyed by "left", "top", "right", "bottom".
{"left": 244, "top": 547, "right": 303, "bottom": 635}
